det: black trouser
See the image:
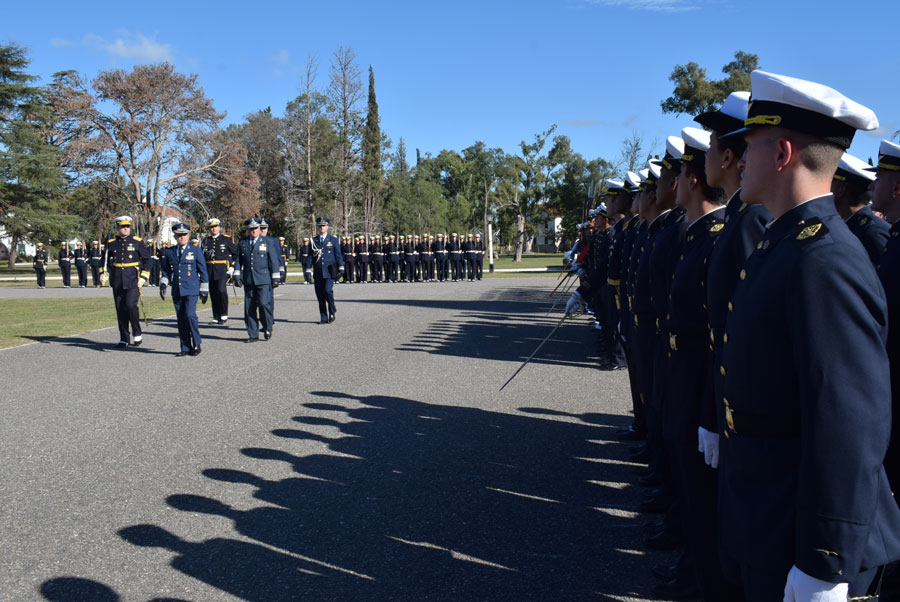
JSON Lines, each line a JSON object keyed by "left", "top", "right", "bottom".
{"left": 60, "top": 262, "right": 71, "bottom": 286}
{"left": 466, "top": 255, "right": 475, "bottom": 279}
{"left": 435, "top": 257, "right": 447, "bottom": 281}
{"left": 372, "top": 257, "right": 383, "bottom": 281}
{"left": 90, "top": 264, "right": 100, "bottom": 286}
{"left": 313, "top": 277, "right": 336, "bottom": 320}
{"left": 602, "top": 286, "right": 625, "bottom": 366}
{"left": 407, "top": 259, "right": 418, "bottom": 282}
{"left": 475, "top": 257, "right": 483, "bottom": 279}
{"left": 450, "top": 257, "right": 461, "bottom": 280}
{"left": 344, "top": 259, "right": 355, "bottom": 283}
{"left": 76, "top": 262, "right": 88, "bottom": 287}
{"left": 35, "top": 266, "right": 46, "bottom": 287}
{"left": 356, "top": 260, "right": 368, "bottom": 282}
{"left": 149, "top": 260, "right": 159, "bottom": 285}
{"left": 113, "top": 287, "right": 141, "bottom": 342}
{"left": 244, "top": 284, "right": 273, "bottom": 338}
{"left": 210, "top": 276, "right": 229, "bottom": 320}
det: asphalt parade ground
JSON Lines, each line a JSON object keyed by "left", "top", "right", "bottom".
{"left": 0, "top": 277, "right": 676, "bottom": 602}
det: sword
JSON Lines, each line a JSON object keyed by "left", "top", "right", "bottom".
{"left": 499, "top": 312, "right": 579, "bottom": 391}
{"left": 138, "top": 286, "right": 149, "bottom": 327}
{"left": 549, "top": 270, "right": 574, "bottom": 297}
{"left": 545, "top": 275, "right": 578, "bottom": 316}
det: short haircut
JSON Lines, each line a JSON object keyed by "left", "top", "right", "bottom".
{"left": 684, "top": 157, "right": 725, "bottom": 204}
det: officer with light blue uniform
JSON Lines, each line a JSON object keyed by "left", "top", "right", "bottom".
{"left": 233, "top": 217, "right": 281, "bottom": 342}
{"left": 160, "top": 222, "right": 208, "bottom": 356}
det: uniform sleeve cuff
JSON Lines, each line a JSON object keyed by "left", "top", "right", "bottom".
{"left": 140, "top": 271, "right": 150, "bottom": 279}
{"left": 200, "top": 283, "right": 209, "bottom": 293}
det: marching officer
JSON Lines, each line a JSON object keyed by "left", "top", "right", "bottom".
{"left": 299, "top": 237, "right": 312, "bottom": 284}
{"left": 73, "top": 241, "right": 88, "bottom": 288}
{"left": 33, "top": 243, "right": 48, "bottom": 288}
{"left": 420, "top": 234, "right": 434, "bottom": 281}
{"left": 100, "top": 215, "right": 152, "bottom": 348}
{"left": 88, "top": 240, "right": 103, "bottom": 287}
{"left": 354, "top": 235, "right": 369, "bottom": 283}
{"left": 718, "top": 70, "right": 900, "bottom": 600}
{"left": 307, "top": 217, "right": 344, "bottom": 323}
{"left": 403, "top": 234, "right": 417, "bottom": 282}
{"left": 232, "top": 217, "right": 281, "bottom": 342}
{"left": 260, "top": 218, "right": 285, "bottom": 286}
{"left": 202, "top": 217, "right": 238, "bottom": 325}
{"left": 398, "top": 235, "right": 407, "bottom": 281}
{"left": 463, "top": 234, "right": 477, "bottom": 280}
{"left": 160, "top": 222, "right": 208, "bottom": 356}
{"left": 58, "top": 241, "right": 73, "bottom": 287}
{"left": 386, "top": 234, "right": 400, "bottom": 282}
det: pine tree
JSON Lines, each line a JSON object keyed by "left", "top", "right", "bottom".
{"left": 362, "top": 65, "right": 382, "bottom": 235}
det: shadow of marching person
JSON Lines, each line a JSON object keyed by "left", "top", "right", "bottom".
{"left": 40, "top": 577, "right": 120, "bottom": 602}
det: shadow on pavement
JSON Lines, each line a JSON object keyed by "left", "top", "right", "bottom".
{"left": 88, "top": 391, "right": 655, "bottom": 601}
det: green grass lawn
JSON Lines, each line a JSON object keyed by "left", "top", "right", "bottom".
{"left": 490, "top": 253, "right": 565, "bottom": 271}
{"left": 0, "top": 294, "right": 241, "bottom": 349}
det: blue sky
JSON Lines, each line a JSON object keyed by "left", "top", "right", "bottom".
{"left": 5, "top": 0, "right": 900, "bottom": 170}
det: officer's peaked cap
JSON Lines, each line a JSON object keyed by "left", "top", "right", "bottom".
{"left": 695, "top": 91, "right": 750, "bottom": 135}
{"left": 172, "top": 222, "right": 191, "bottom": 235}
{"left": 681, "top": 127, "right": 712, "bottom": 161}
{"left": 835, "top": 152, "right": 876, "bottom": 188}
{"left": 205, "top": 218, "right": 221, "bottom": 228}
{"left": 245, "top": 217, "right": 262, "bottom": 228}
{"left": 115, "top": 215, "right": 133, "bottom": 226}
{"left": 316, "top": 216, "right": 330, "bottom": 226}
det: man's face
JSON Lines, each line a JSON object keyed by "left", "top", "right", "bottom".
{"left": 657, "top": 167, "right": 678, "bottom": 205}
{"left": 176, "top": 232, "right": 189, "bottom": 245}
{"left": 249, "top": 226, "right": 260, "bottom": 238}
{"left": 738, "top": 128, "right": 777, "bottom": 204}
{"left": 261, "top": 227, "right": 269, "bottom": 236}
{"left": 705, "top": 134, "right": 726, "bottom": 189}
{"left": 318, "top": 224, "right": 328, "bottom": 235}
{"left": 117, "top": 225, "right": 131, "bottom": 237}
{"left": 872, "top": 171, "right": 899, "bottom": 216}
{"left": 675, "top": 162, "right": 691, "bottom": 207}
{"left": 209, "top": 225, "right": 220, "bottom": 236}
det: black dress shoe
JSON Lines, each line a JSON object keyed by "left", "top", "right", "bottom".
{"left": 651, "top": 578, "right": 700, "bottom": 600}
{"left": 175, "top": 350, "right": 189, "bottom": 357}
{"left": 130, "top": 337, "right": 142, "bottom": 347}
{"left": 189, "top": 345, "right": 201, "bottom": 356}
{"left": 246, "top": 337, "right": 258, "bottom": 343}
{"left": 264, "top": 331, "right": 271, "bottom": 340}
{"left": 115, "top": 341, "right": 128, "bottom": 348}
{"left": 320, "top": 319, "right": 329, "bottom": 324}
{"left": 328, "top": 314, "right": 335, "bottom": 323}
{"left": 645, "top": 529, "right": 683, "bottom": 551}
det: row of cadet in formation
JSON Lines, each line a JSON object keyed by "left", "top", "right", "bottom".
{"left": 551, "top": 70, "right": 900, "bottom": 602}
{"left": 30, "top": 230, "right": 488, "bottom": 288}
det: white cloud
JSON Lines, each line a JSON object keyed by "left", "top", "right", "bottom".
{"left": 271, "top": 49, "right": 290, "bottom": 66}
{"left": 585, "top": 0, "right": 701, "bottom": 12}
{"left": 55, "top": 30, "right": 174, "bottom": 63}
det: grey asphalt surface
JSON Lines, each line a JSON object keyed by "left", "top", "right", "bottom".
{"left": 1, "top": 277, "right": 676, "bottom": 601}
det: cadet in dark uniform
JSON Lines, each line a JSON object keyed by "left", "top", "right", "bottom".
{"left": 354, "top": 236, "right": 369, "bottom": 283}
{"left": 202, "top": 218, "right": 238, "bottom": 325}
{"left": 160, "top": 222, "right": 209, "bottom": 356}
{"left": 719, "top": 70, "right": 900, "bottom": 601}
{"left": 831, "top": 152, "right": 888, "bottom": 266}
{"left": 73, "top": 241, "right": 88, "bottom": 287}
{"left": 386, "top": 235, "right": 400, "bottom": 282}
{"left": 307, "top": 217, "right": 344, "bottom": 323}
{"left": 88, "top": 241, "right": 102, "bottom": 287}
{"left": 432, "top": 233, "right": 447, "bottom": 281}
{"left": 33, "top": 243, "right": 48, "bottom": 288}
{"left": 447, "top": 232, "right": 461, "bottom": 282}
{"left": 402, "top": 235, "right": 416, "bottom": 282}
{"left": 232, "top": 217, "right": 281, "bottom": 342}
{"left": 58, "top": 241, "right": 73, "bottom": 287}
{"left": 147, "top": 240, "right": 160, "bottom": 286}
{"left": 278, "top": 237, "right": 289, "bottom": 284}
{"left": 420, "top": 234, "right": 433, "bottom": 281}
{"left": 299, "top": 237, "right": 312, "bottom": 284}
{"left": 411, "top": 235, "right": 423, "bottom": 281}
{"left": 341, "top": 236, "right": 355, "bottom": 283}
{"left": 369, "top": 235, "right": 384, "bottom": 282}
{"left": 602, "top": 180, "right": 629, "bottom": 372}
{"left": 101, "top": 215, "right": 152, "bottom": 348}
{"left": 461, "top": 234, "right": 475, "bottom": 280}
{"left": 473, "top": 233, "right": 485, "bottom": 279}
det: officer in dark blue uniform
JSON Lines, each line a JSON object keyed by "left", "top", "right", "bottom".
{"left": 448, "top": 233, "right": 461, "bottom": 281}
{"left": 831, "top": 152, "right": 888, "bottom": 266}
{"left": 299, "top": 237, "right": 312, "bottom": 284}
{"left": 232, "top": 217, "right": 281, "bottom": 342}
{"left": 73, "top": 241, "right": 88, "bottom": 287}
{"left": 473, "top": 233, "right": 485, "bottom": 279}
{"left": 403, "top": 235, "right": 417, "bottom": 282}
{"left": 88, "top": 241, "right": 102, "bottom": 287}
{"left": 385, "top": 235, "right": 399, "bottom": 282}
{"left": 160, "top": 222, "right": 208, "bottom": 356}
{"left": 58, "top": 241, "right": 73, "bottom": 287}
{"left": 202, "top": 218, "right": 238, "bottom": 325}
{"left": 354, "top": 235, "right": 369, "bottom": 283}
{"left": 33, "top": 243, "right": 48, "bottom": 288}
{"left": 307, "top": 216, "right": 344, "bottom": 323}
{"left": 341, "top": 236, "right": 355, "bottom": 283}
{"left": 370, "top": 235, "right": 384, "bottom": 282}
{"left": 719, "top": 70, "right": 900, "bottom": 601}
{"left": 101, "top": 215, "right": 152, "bottom": 348}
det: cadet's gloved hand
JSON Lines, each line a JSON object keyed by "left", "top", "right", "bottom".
{"left": 565, "top": 291, "right": 585, "bottom": 317}
{"left": 232, "top": 274, "right": 242, "bottom": 288}
{"left": 200, "top": 292, "right": 208, "bottom": 304}
{"left": 159, "top": 283, "right": 167, "bottom": 300}
{"left": 226, "top": 267, "right": 234, "bottom": 277}
{"left": 137, "top": 276, "right": 147, "bottom": 288}
{"left": 783, "top": 565, "right": 847, "bottom": 602}
{"left": 577, "top": 267, "right": 586, "bottom": 278}
{"left": 99, "top": 271, "right": 109, "bottom": 287}
{"left": 698, "top": 426, "right": 719, "bottom": 469}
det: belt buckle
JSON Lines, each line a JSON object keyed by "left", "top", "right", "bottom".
{"left": 669, "top": 334, "right": 677, "bottom": 351}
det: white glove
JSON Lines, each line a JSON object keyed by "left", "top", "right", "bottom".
{"left": 565, "top": 291, "right": 584, "bottom": 316}
{"left": 226, "top": 267, "right": 234, "bottom": 277}
{"left": 698, "top": 426, "right": 719, "bottom": 469}
{"left": 783, "top": 565, "right": 847, "bottom": 602}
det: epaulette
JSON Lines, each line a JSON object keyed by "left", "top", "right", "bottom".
{"left": 793, "top": 217, "right": 828, "bottom": 243}
{"left": 708, "top": 223, "right": 725, "bottom": 234}
{"left": 676, "top": 213, "right": 686, "bottom": 223}
{"left": 133, "top": 236, "right": 142, "bottom": 241}
{"left": 108, "top": 238, "right": 115, "bottom": 243}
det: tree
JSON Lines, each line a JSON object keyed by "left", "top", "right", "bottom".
{"left": 326, "top": 46, "right": 363, "bottom": 233}
{"left": 0, "top": 43, "right": 71, "bottom": 267}
{"left": 462, "top": 142, "right": 505, "bottom": 239}
{"left": 52, "top": 63, "right": 229, "bottom": 240}
{"left": 362, "top": 65, "right": 382, "bottom": 236}
{"left": 616, "top": 130, "right": 644, "bottom": 175}
{"left": 661, "top": 51, "right": 759, "bottom": 116}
